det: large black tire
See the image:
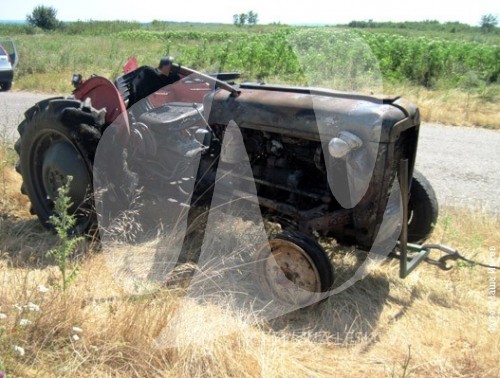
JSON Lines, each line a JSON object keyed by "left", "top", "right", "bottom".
{"left": 15, "top": 98, "right": 104, "bottom": 235}
{"left": 407, "top": 170, "right": 439, "bottom": 243}
{"left": 1, "top": 81, "right": 12, "bottom": 91}
{"left": 254, "top": 231, "right": 334, "bottom": 306}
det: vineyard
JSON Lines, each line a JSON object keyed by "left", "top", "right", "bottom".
{"left": 110, "top": 28, "right": 499, "bottom": 88}
{"left": 8, "top": 27, "right": 498, "bottom": 88}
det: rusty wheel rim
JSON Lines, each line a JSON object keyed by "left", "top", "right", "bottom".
{"left": 257, "top": 239, "right": 321, "bottom": 305}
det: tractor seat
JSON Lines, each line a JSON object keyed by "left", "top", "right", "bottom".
{"left": 138, "top": 102, "right": 204, "bottom": 133}
{"left": 114, "top": 66, "right": 147, "bottom": 108}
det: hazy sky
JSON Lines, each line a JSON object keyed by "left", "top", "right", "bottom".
{"left": 1, "top": 0, "right": 498, "bottom": 26}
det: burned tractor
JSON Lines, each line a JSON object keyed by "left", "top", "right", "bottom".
{"left": 15, "top": 59, "right": 438, "bottom": 306}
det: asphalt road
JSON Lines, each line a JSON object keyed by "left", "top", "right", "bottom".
{"left": 1, "top": 91, "right": 499, "bottom": 216}
{"left": 0, "top": 91, "right": 49, "bottom": 141}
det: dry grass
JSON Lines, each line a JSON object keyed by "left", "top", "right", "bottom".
{"left": 383, "top": 84, "right": 500, "bottom": 129}
{"left": 1, "top": 146, "right": 499, "bottom": 377}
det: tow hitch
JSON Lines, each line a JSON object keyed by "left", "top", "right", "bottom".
{"left": 394, "top": 243, "right": 460, "bottom": 278}
{"left": 393, "top": 159, "right": 499, "bottom": 277}
{"left": 395, "top": 159, "right": 429, "bottom": 278}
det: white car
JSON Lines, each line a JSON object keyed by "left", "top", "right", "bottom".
{"left": 0, "top": 40, "right": 18, "bottom": 91}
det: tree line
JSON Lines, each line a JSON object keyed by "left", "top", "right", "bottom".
{"left": 232, "top": 11, "right": 259, "bottom": 26}
{"left": 21, "top": 5, "right": 496, "bottom": 34}
{"left": 24, "top": 5, "right": 261, "bottom": 30}
{"left": 348, "top": 16, "right": 498, "bottom": 34}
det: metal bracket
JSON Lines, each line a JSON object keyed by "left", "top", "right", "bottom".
{"left": 398, "top": 159, "right": 430, "bottom": 278}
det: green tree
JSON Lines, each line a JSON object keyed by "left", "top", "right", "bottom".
{"left": 233, "top": 11, "right": 258, "bottom": 26}
{"left": 239, "top": 13, "right": 248, "bottom": 26}
{"left": 26, "top": 5, "right": 61, "bottom": 30}
{"left": 247, "top": 11, "right": 259, "bottom": 26}
{"left": 480, "top": 14, "right": 498, "bottom": 33}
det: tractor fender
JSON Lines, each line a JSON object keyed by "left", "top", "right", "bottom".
{"left": 73, "top": 76, "right": 130, "bottom": 145}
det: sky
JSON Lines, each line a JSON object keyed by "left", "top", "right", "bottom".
{"left": 1, "top": 0, "right": 498, "bottom": 26}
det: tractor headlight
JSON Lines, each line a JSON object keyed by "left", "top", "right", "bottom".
{"left": 328, "top": 131, "right": 363, "bottom": 159}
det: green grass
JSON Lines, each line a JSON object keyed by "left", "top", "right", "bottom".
{"left": 344, "top": 19, "right": 500, "bottom": 44}
{"left": 7, "top": 28, "right": 499, "bottom": 88}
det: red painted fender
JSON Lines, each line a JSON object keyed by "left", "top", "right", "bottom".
{"left": 73, "top": 76, "right": 130, "bottom": 145}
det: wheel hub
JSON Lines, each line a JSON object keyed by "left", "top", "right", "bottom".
{"left": 41, "top": 140, "right": 90, "bottom": 209}
{"left": 46, "top": 168, "right": 67, "bottom": 196}
{"left": 259, "top": 239, "right": 322, "bottom": 305}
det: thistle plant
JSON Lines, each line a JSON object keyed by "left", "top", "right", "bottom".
{"left": 47, "top": 176, "right": 83, "bottom": 291}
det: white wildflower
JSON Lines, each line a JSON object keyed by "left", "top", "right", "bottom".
{"left": 26, "top": 302, "right": 40, "bottom": 312}
{"left": 72, "top": 326, "right": 83, "bottom": 334}
{"left": 72, "top": 334, "right": 80, "bottom": 341}
{"left": 12, "top": 345, "right": 25, "bottom": 356}
{"left": 13, "top": 304, "right": 22, "bottom": 312}
{"left": 19, "top": 319, "right": 32, "bottom": 326}
{"left": 0, "top": 313, "right": 7, "bottom": 320}
{"left": 37, "top": 284, "right": 50, "bottom": 293}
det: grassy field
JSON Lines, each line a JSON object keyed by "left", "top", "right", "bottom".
{"left": 1, "top": 21, "right": 499, "bottom": 128}
{"left": 0, "top": 141, "right": 499, "bottom": 376}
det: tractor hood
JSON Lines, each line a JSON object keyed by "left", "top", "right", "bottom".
{"left": 205, "top": 83, "right": 419, "bottom": 144}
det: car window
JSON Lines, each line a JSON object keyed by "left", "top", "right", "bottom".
{"left": 0, "top": 47, "right": 11, "bottom": 64}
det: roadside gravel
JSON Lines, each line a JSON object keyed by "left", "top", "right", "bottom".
{"left": 416, "top": 123, "right": 500, "bottom": 217}
{"left": 0, "top": 91, "right": 51, "bottom": 141}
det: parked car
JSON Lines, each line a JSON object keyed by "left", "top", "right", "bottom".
{"left": 0, "top": 40, "right": 18, "bottom": 91}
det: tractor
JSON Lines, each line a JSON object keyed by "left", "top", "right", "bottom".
{"left": 15, "top": 57, "right": 438, "bottom": 306}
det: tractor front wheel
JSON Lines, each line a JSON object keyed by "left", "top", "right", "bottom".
{"left": 407, "top": 170, "right": 439, "bottom": 243}
{"left": 254, "top": 231, "right": 334, "bottom": 307}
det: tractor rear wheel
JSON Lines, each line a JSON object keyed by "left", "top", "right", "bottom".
{"left": 15, "top": 98, "right": 103, "bottom": 235}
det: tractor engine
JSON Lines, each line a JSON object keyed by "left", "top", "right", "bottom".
{"left": 236, "top": 130, "right": 331, "bottom": 213}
